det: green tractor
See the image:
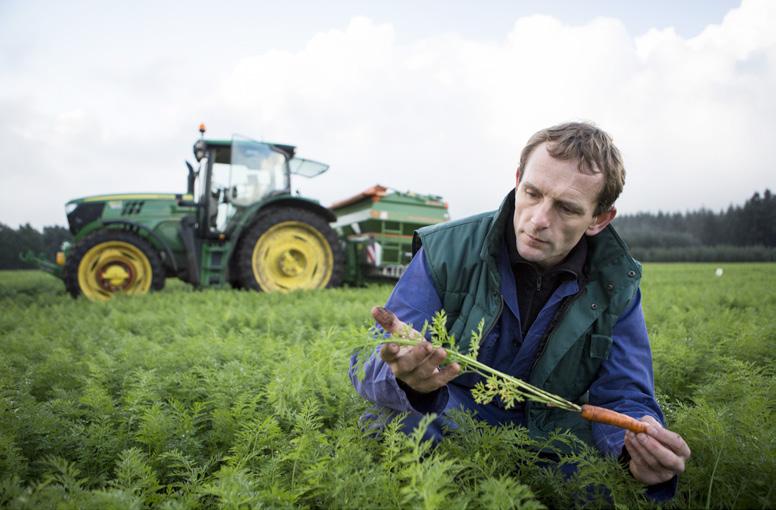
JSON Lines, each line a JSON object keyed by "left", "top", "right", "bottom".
{"left": 24, "top": 125, "right": 449, "bottom": 301}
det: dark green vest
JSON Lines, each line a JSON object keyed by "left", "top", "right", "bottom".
{"left": 414, "top": 194, "right": 642, "bottom": 444}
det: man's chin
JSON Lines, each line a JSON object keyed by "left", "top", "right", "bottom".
{"left": 516, "top": 244, "right": 548, "bottom": 264}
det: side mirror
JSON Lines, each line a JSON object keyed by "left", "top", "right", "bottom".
{"left": 185, "top": 161, "right": 196, "bottom": 195}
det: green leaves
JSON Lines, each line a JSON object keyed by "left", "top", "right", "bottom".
{"left": 359, "top": 310, "right": 579, "bottom": 412}
{"left": 471, "top": 377, "right": 525, "bottom": 410}
{"left": 1, "top": 265, "right": 775, "bottom": 508}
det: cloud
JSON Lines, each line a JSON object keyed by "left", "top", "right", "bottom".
{"left": 214, "top": 3, "right": 776, "bottom": 219}
{"left": 1, "top": 0, "right": 774, "bottom": 228}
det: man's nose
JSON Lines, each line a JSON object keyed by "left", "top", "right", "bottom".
{"left": 530, "top": 202, "right": 551, "bottom": 229}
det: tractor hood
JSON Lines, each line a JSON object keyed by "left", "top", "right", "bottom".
{"left": 65, "top": 193, "right": 194, "bottom": 235}
{"left": 68, "top": 193, "right": 193, "bottom": 204}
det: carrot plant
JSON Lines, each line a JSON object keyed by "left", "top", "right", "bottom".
{"left": 357, "top": 307, "right": 648, "bottom": 433}
{"left": 0, "top": 264, "right": 774, "bottom": 509}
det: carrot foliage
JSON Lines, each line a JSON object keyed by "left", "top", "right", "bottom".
{"left": 0, "top": 264, "right": 774, "bottom": 509}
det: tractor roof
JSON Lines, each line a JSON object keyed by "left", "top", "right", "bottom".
{"left": 204, "top": 138, "right": 296, "bottom": 160}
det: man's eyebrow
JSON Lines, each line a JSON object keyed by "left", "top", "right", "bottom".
{"left": 522, "top": 181, "right": 539, "bottom": 191}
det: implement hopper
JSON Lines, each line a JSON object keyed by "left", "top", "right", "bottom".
{"left": 331, "top": 185, "right": 449, "bottom": 284}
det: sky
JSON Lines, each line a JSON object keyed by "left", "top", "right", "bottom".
{"left": 1, "top": 0, "right": 774, "bottom": 228}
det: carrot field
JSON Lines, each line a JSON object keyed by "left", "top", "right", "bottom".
{"left": 1, "top": 264, "right": 774, "bottom": 509}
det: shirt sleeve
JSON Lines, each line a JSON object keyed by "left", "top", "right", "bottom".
{"left": 589, "top": 288, "right": 677, "bottom": 501}
{"left": 348, "top": 247, "right": 449, "bottom": 414}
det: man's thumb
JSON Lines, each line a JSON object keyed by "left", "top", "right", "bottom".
{"left": 372, "top": 306, "right": 397, "bottom": 332}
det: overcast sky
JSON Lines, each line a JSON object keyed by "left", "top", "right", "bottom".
{"left": 2, "top": 0, "right": 774, "bottom": 228}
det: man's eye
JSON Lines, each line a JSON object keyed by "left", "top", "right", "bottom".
{"left": 524, "top": 189, "right": 538, "bottom": 197}
{"left": 560, "top": 205, "right": 577, "bottom": 215}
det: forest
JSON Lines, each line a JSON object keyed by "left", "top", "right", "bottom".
{"left": 614, "top": 189, "right": 776, "bottom": 262}
{"left": 1, "top": 189, "right": 774, "bottom": 269}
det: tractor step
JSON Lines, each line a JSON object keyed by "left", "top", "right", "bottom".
{"left": 200, "top": 243, "right": 228, "bottom": 287}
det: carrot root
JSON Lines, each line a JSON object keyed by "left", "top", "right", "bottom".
{"left": 580, "top": 404, "right": 648, "bottom": 433}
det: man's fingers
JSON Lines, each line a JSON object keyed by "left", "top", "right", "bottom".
{"left": 372, "top": 306, "right": 398, "bottom": 331}
{"left": 631, "top": 433, "right": 670, "bottom": 471}
{"left": 380, "top": 343, "right": 421, "bottom": 364}
{"left": 625, "top": 433, "right": 674, "bottom": 484}
{"left": 379, "top": 343, "right": 400, "bottom": 363}
{"left": 636, "top": 432, "right": 687, "bottom": 474}
{"left": 627, "top": 419, "right": 688, "bottom": 476}
{"left": 624, "top": 432, "right": 646, "bottom": 465}
{"left": 641, "top": 416, "right": 692, "bottom": 460}
{"left": 371, "top": 306, "right": 460, "bottom": 393}
{"left": 380, "top": 342, "right": 433, "bottom": 377}
{"left": 394, "top": 343, "right": 434, "bottom": 374}
{"left": 406, "top": 362, "right": 462, "bottom": 393}
{"left": 372, "top": 306, "right": 406, "bottom": 335}
{"left": 372, "top": 306, "right": 422, "bottom": 339}
{"left": 408, "top": 347, "right": 448, "bottom": 379}
{"left": 435, "top": 362, "right": 461, "bottom": 385}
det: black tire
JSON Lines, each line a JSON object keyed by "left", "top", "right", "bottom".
{"left": 228, "top": 255, "right": 244, "bottom": 290}
{"left": 64, "top": 229, "right": 165, "bottom": 301}
{"left": 235, "top": 207, "right": 344, "bottom": 292}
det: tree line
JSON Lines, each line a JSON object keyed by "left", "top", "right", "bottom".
{"left": 613, "top": 189, "right": 776, "bottom": 262}
{"left": 1, "top": 189, "right": 774, "bottom": 270}
{"left": 0, "top": 224, "right": 72, "bottom": 270}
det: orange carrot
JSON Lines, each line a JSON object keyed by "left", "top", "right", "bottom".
{"left": 580, "top": 404, "right": 648, "bottom": 434}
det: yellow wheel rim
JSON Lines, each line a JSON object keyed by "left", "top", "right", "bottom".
{"left": 77, "top": 240, "right": 153, "bottom": 301}
{"left": 252, "top": 221, "right": 334, "bottom": 291}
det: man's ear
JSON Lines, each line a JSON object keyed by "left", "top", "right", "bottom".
{"left": 586, "top": 207, "right": 617, "bottom": 236}
{"left": 515, "top": 167, "right": 522, "bottom": 184}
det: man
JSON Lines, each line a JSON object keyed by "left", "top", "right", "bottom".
{"left": 350, "top": 122, "right": 690, "bottom": 499}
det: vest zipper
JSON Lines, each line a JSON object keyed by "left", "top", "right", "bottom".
{"left": 527, "top": 288, "right": 584, "bottom": 379}
{"left": 523, "top": 291, "right": 581, "bottom": 421}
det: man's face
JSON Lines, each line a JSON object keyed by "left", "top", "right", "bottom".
{"left": 513, "top": 143, "right": 616, "bottom": 269}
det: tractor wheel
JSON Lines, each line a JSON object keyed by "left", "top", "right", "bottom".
{"left": 228, "top": 252, "right": 244, "bottom": 290}
{"left": 236, "top": 207, "right": 344, "bottom": 292}
{"left": 64, "top": 230, "right": 165, "bottom": 301}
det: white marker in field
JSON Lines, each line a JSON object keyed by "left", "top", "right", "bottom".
{"left": 715, "top": 267, "right": 724, "bottom": 277}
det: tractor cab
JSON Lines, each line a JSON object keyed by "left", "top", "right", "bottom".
{"left": 189, "top": 128, "right": 329, "bottom": 235}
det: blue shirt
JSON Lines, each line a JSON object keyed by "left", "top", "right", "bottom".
{"left": 350, "top": 240, "right": 676, "bottom": 500}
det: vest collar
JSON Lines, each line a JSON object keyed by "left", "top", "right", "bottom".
{"left": 480, "top": 190, "right": 515, "bottom": 262}
{"left": 585, "top": 224, "right": 642, "bottom": 281}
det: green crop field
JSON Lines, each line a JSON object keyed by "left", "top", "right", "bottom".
{"left": 1, "top": 264, "right": 774, "bottom": 509}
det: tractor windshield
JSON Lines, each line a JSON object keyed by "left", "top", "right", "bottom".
{"left": 229, "top": 137, "right": 289, "bottom": 207}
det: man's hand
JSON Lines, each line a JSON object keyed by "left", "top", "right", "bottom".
{"left": 624, "top": 415, "right": 691, "bottom": 485}
{"left": 372, "top": 306, "right": 461, "bottom": 394}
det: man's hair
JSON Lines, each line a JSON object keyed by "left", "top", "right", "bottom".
{"left": 518, "top": 122, "right": 625, "bottom": 215}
